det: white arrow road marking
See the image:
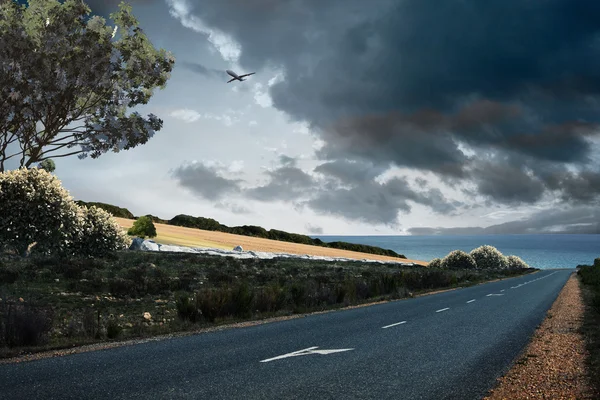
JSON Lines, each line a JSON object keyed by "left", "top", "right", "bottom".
{"left": 260, "top": 346, "right": 354, "bottom": 363}
{"left": 382, "top": 321, "right": 407, "bottom": 329}
{"left": 486, "top": 293, "right": 504, "bottom": 297}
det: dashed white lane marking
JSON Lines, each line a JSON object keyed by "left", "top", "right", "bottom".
{"left": 382, "top": 321, "right": 407, "bottom": 329}
{"left": 466, "top": 299, "right": 476, "bottom": 303}
{"left": 436, "top": 307, "right": 450, "bottom": 313}
{"left": 510, "top": 271, "right": 559, "bottom": 289}
{"left": 486, "top": 293, "right": 504, "bottom": 297}
{"left": 500, "top": 289, "right": 505, "bottom": 292}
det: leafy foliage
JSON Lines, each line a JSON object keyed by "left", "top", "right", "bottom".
{"left": 76, "top": 200, "right": 134, "bottom": 219}
{"left": 0, "top": 167, "right": 130, "bottom": 257}
{"left": 470, "top": 245, "right": 509, "bottom": 270}
{"left": 127, "top": 215, "right": 157, "bottom": 239}
{"left": 0, "top": 0, "right": 175, "bottom": 171}
{"left": 441, "top": 250, "right": 478, "bottom": 270}
{"left": 38, "top": 159, "right": 55, "bottom": 172}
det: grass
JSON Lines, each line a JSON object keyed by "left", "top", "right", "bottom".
{"left": 577, "top": 258, "right": 600, "bottom": 394}
{"left": 0, "top": 250, "right": 537, "bottom": 359}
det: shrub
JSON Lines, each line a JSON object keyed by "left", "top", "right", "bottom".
{"left": 127, "top": 216, "right": 157, "bottom": 239}
{"left": 0, "top": 167, "right": 82, "bottom": 257}
{"left": 441, "top": 250, "right": 477, "bottom": 270}
{"left": 72, "top": 206, "right": 131, "bottom": 257}
{"left": 428, "top": 258, "right": 442, "bottom": 269}
{"left": 595, "top": 258, "right": 600, "bottom": 268}
{"left": 0, "top": 168, "right": 130, "bottom": 258}
{"left": 506, "top": 255, "right": 530, "bottom": 270}
{"left": 175, "top": 293, "right": 201, "bottom": 322}
{"left": 0, "top": 303, "right": 54, "bottom": 347}
{"left": 469, "top": 245, "right": 508, "bottom": 270}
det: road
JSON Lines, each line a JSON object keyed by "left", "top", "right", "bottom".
{"left": 0, "top": 269, "right": 572, "bottom": 400}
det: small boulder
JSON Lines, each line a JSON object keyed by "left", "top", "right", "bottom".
{"left": 129, "top": 237, "right": 144, "bottom": 250}
{"left": 143, "top": 312, "right": 152, "bottom": 321}
{"left": 233, "top": 245, "right": 243, "bottom": 252}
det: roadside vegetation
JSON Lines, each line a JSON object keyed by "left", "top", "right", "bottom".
{"left": 0, "top": 168, "right": 537, "bottom": 358}
{"left": 0, "top": 250, "right": 536, "bottom": 359}
{"left": 577, "top": 257, "right": 600, "bottom": 394}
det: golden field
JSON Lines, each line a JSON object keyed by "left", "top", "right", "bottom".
{"left": 114, "top": 217, "right": 428, "bottom": 266}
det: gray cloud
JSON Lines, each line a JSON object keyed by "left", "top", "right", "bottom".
{"left": 177, "top": 0, "right": 600, "bottom": 208}
{"left": 170, "top": 162, "right": 243, "bottom": 201}
{"left": 409, "top": 205, "right": 600, "bottom": 235}
{"left": 305, "top": 223, "right": 323, "bottom": 235}
{"left": 180, "top": 61, "right": 225, "bottom": 79}
{"left": 246, "top": 166, "right": 316, "bottom": 202}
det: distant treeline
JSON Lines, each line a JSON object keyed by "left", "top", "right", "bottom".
{"left": 76, "top": 201, "right": 406, "bottom": 259}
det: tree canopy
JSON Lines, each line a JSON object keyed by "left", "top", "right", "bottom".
{"left": 0, "top": 0, "right": 175, "bottom": 171}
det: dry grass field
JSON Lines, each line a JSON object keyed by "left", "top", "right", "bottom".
{"left": 114, "top": 217, "right": 428, "bottom": 266}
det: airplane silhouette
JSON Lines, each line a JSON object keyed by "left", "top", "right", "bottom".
{"left": 226, "top": 69, "right": 255, "bottom": 83}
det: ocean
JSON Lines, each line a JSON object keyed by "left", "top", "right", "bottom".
{"left": 313, "top": 234, "right": 600, "bottom": 270}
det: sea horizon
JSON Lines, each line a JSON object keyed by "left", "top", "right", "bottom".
{"left": 312, "top": 233, "right": 600, "bottom": 270}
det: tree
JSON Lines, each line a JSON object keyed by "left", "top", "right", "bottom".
{"left": 38, "top": 158, "right": 55, "bottom": 172}
{"left": 127, "top": 215, "right": 156, "bottom": 239}
{"left": 440, "top": 250, "right": 477, "bottom": 270}
{"left": 0, "top": 0, "right": 175, "bottom": 172}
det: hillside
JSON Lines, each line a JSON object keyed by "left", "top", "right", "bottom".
{"left": 114, "top": 217, "right": 428, "bottom": 265}
{"left": 76, "top": 200, "right": 407, "bottom": 260}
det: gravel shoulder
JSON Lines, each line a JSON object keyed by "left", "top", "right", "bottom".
{"left": 483, "top": 271, "right": 599, "bottom": 399}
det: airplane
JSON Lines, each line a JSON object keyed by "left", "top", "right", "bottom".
{"left": 226, "top": 69, "right": 255, "bottom": 83}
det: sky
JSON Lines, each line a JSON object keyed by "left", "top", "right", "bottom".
{"left": 7, "top": 0, "right": 600, "bottom": 235}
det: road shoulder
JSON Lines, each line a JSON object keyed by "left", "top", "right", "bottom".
{"left": 483, "top": 271, "right": 599, "bottom": 399}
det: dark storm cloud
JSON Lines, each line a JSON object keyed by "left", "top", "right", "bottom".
{"left": 170, "top": 162, "right": 243, "bottom": 201}
{"left": 307, "top": 176, "right": 460, "bottom": 225}
{"left": 176, "top": 0, "right": 600, "bottom": 207}
{"left": 408, "top": 206, "right": 600, "bottom": 235}
{"left": 313, "top": 159, "right": 388, "bottom": 186}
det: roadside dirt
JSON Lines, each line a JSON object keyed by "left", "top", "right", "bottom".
{"left": 483, "top": 272, "right": 599, "bottom": 400}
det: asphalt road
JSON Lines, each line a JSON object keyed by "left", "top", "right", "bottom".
{"left": 0, "top": 269, "right": 572, "bottom": 400}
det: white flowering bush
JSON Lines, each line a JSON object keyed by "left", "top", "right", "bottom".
{"left": 72, "top": 205, "right": 131, "bottom": 257}
{"left": 0, "top": 168, "right": 129, "bottom": 257}
{"left": 469, "top": 245, "right": 508, "bottom": 270}
{"left": 506, "top": 255, "right": 530, "bottom": 270}
{"left": 428, "top": 257, "right": 442, "bottom": 269}
{"left": 441, "top": 250, "right": 477, "bottom": 270}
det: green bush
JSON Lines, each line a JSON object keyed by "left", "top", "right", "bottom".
{"left": 428, "top": 258, "right": 442, "bottom": 269}
{"left": 127, "top": 216, "right": 157, "bottom": 239}
{"left": 469, "top": 245, "right": 508, "bottom": 270}
{"left": 506, "top": 255, "right": 530, "bottom": 270}
{"left": 441, "top": 250, "right": 477, "bottom": 270}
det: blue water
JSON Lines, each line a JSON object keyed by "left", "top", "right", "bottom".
{"left": 313, "top": 234, "right": 599, "bottom": 270}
